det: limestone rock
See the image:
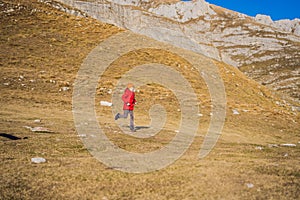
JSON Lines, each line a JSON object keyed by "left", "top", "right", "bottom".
{"left": 148, "top": 0, "right": 215, "bottom": 22}
{"left": 275, "top": 18, "right": 300, "bottom": 36}
{"left": 255, "top": 14, "right": 300, "bottom": 36}
{"left": 31, "top": 157, "right": 46, "bottom": 164}
{"left": 255, "top": 14, "right": 274, "bottom": 26}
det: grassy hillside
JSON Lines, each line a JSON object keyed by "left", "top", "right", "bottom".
{"left": 0, "top": 0, "right": 299, "bottom": 199}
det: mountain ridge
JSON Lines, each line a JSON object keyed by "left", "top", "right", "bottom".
{"left": 52, "top": 0, "right": 300, "bottom": 105}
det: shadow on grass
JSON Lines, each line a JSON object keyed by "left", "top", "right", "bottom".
{"left": 135, "top": 126, "right": 150, "bottom": 130}
{"left": 0, "top": 133, "right": 28, "bottom": 140}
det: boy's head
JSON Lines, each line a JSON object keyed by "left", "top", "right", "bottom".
{"left": 127, "top": 83, "right": 135, "bottom": 92}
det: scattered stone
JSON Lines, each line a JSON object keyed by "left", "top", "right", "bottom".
{"left": 5, "top": 8, "right": 15, "bottom": 13}
{"left": 255, "top": 146, "right": 263, "bottom": 150}
{"left": 34, "top": 119, "right": 41, "bottom": 123}
{"left": 283, "top": 153, "right": 289, "bottom": 157}
{"left": 64, "top": 81, "right": 70, "bottom": 86}
{"left": 3, "top": 82, "right": 10, "bottom": 86}
{"left": 281, "top": 143, "right": 296, "bottom": 147}
{"left": 268, "top": 144, "right": 279, "bottom": 148}
{"left": 59, "top": 86, "right": 70, "bottom": 92}
{"left": 291, "top": 106, "right": 300, "bottom": 112}
{"left": 232, "top": 109, "right": 240, "bottom": 115}
{"left": 100, "top": 101, "right": 112, "bottom": 107}
{"left": 31, "top": 127, "right": 53, "bottom": 133}
{"left": 31, "top": 157, "right": 46, "bottom": 164}
{"left": 197, "top": 113, "right": 203, "bottom": 117}
{"left": 175, "top": 130, "right": 179, "bottom": 133}
{"left": 24, "top": 126, "right": 53, "bottom": 133}
{"left": 78, "top": 134, "right": 87, "bottom": 138}
{"left": 246, "top": 183, "right": 254, "bottom": 188}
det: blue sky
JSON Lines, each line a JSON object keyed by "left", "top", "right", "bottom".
{"left": 187, "top": 0, "right": 300, "bottom": 20}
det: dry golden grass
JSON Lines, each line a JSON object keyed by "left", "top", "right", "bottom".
{"left": 0, "top": 0, "right": 299, "bottom": 199}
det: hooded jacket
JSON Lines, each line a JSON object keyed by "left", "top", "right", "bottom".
{"left": 122, "top": 88, "right": 136, "bottom": 110}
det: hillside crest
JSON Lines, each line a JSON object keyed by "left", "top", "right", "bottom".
{"left": 52, "top": 0, "right": 300, "bottom": 105}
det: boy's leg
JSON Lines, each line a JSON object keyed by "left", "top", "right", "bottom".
{"left": 114, "top": 113, "right": 120, "bottom": 120}
{"left": 117, "top": 110, "right": 129, "bottom": 119}
{"left": 129, "top": 110, "right": 135, "bottom": 131}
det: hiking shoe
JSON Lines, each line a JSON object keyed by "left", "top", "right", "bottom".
{"left": 114, "top": 113, "right": 120, "bottom": 120}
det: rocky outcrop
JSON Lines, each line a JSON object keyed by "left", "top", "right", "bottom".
{"left": 73, "top": 0, "right": 221, "bottom": 62}
{"left": 255, "top": 14, "right": 300, "bottom": 36}
{"left": 147, "top": 0, "right": 215, "bottom": 22}
{"left": 52, "top": 0, "right": 300, "bottom": 104}
{"left": 37, "top": 0, "right": 87, "bottom": 16}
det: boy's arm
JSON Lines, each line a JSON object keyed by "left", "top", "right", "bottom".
{"left": 131, "top": 93, "right": 136, "bottom": 105}
{"left": 122, "top": 93, "right": 128, "bottom": 103}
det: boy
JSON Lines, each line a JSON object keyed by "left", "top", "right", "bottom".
{"left": 115, "top": 83, "right": 136, "bottom": 132}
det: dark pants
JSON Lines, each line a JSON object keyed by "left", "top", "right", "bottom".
{"left": 118, "top": 110, "right": 134, "bottom": 130}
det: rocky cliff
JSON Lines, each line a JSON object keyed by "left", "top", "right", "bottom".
{"left": 255, "top": 14, "right": 300, "bottom": 36}
{"left": 52, "top": 0, "right": 300, "bottom": 105}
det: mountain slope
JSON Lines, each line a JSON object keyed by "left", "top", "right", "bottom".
{"left": 54, "top": 0, "right": 300, "bottom": 105}
{"left": 0, "top": 0, "right": 299, "bottom": 199}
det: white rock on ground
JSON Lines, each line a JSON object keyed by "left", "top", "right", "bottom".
{"left": 268, "top": 144, "right": 279, "bottom": 148}
{"left": 34, "top": 119, "right": 41, "bottom": 123}
{"left": 281, "top": 143, "right": 296, "bottom": 147}
{"left": 24, "top": 126, "right": 53, "bottom": 133}
{"left": 100, "top": 101, "right": 113, "bottom": 107}
{"left": 31, "top": 157, "right": 46, "bottom": 164}
{"left": 59, "top": 86, "right": 70, "bottom": 92}
{"left": 232, "top": 109, "right": 240, "bottom": 115}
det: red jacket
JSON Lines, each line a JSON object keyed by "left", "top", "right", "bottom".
{"left": 122, "top": 88, "right": 136, "bottom": 110}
